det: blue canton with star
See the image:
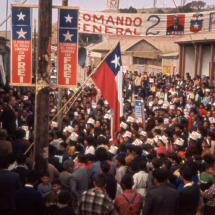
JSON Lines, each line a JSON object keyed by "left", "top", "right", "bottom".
{"left": 59, "top": 9, "right": 78, "bottom": 28}
{"left": 59, "top": 29, "right": 77, "bottom": 43}
{"left": 105, "top": 43, "right": 122, "bottom": 76}
{"left": 12, "top": 26, "right": 31, "bottom": 40}
{"left": 12, "top": 7, "right": 31, "bottom": 26}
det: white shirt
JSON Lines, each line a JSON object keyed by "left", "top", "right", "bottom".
{"left": 84, "top": 145, "right": 95, "bottom": 155}
{"left": 128, "top": 84, "right": 131, "bottom": 90}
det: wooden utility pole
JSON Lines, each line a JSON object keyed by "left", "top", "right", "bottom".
{"left": 34, "top": 0, "right": 52, "bottom": 174}
{"left": 57, "top": 0, "right": 68, "bottom": 130}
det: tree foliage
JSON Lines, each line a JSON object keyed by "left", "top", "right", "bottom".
{"left": 153, "top": 9, "right": 165, "bottom": 14}
{"left": 168, "top": 3, "right": 193, "bottom": 13}
{"left": 119, "top": 6, "right": 137, "bottom": 13}
{"left": 191, "top": 1, "right": 206, "bottom": 10}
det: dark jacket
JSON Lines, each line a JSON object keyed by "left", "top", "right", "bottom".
{"left": 191, "top": 119, "right": 203, "bottom": 130}
{"left": 65, "top": 118, "right": 78, "bottom": 127}
{"left": 15, "top": 186, "right": 46, "bottom": 215}
{"left": 11, "top": 139, "right": 27, "bottom": 154}
{"left": 1, "top": 105, "right": 16, "bottom": 136}
{"left": 146, "top": 119, "right": 155, "bottom": 132}
{"left": 103, "top": 173, "right": 117, "bottom": 200}
{"left": 167, "top": 24, "right": 184, "bottom": 32}
{"left": 178, "top": 183, "right": 200, "bottom": 215}
{"left": 0, "top": 170, "right": 22, "bottom": 210}
{"left": 11, "top": 166, "right": 30, "bottom": 187}
{"left": 142, "top": 183, "right": 179, "bottom": 215}
{"left": 132, "top": 155, "right": 147, "bottom": 163}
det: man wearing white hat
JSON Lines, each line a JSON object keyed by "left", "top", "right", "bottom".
{"left": 185, "top": 132, "right": 201, "bottom": 158}
{"left": 86, "top": 118, "right": 95, "bottom": 135}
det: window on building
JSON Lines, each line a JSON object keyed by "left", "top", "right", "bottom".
{"left": 133, "top": 57, "right": 148, "bottom": 65}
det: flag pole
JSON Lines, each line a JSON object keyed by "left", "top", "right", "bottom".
{"left": 24, "top": 38, "right": 122, "bottom": 155}
{"left": 64, "top": 38, "right": 122, "bottom": 115}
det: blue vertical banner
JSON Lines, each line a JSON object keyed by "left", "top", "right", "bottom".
{"left": 135, "top": 100, "right": 145, "bottom": 130}
{"left": 58, "top": 8, "right": 79, "bottom": 86}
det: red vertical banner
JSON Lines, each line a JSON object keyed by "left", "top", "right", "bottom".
{"left": 11, "top": 7, "right": 32, "bottom": 84}
{"left": 57, "top": 9, "right": 78, "bottom": 87}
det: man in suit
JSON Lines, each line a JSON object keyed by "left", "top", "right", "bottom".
{"left": 178, "top": 167, "right": 200, "bottom": 215}
{"left": 65, "top": 111, "right": 78, "bottom": 127}
{"left": 63, "top": 159, "right": 89, "bottom": 205}
{"left": 11, "top": 153, "right": 29, "bottom": 187}
{"left": 0, "top": 155, "right": 22, "bottom": 214}
{"left": 1, "top": 96, "right": 16, "bottom": 136}
{"left": 0, "top": 129, "right": 12, "bottom": 155}
{"left": 15, "top": 170, "right": 46, "bottom": 215}
{"left": 126, "top": 79, "right": 133, "bottom": 101}
{"left": 143, "top": 168, "right": 179, "bottom": 215}
{"left": 11, "top": 129, "right": 27, "bottom": 154}
{"left": 167, "top": 15, "right": 184, "bottom": 32}
{"left": 191, "top": 114, "right": 202, "bottom": 130}
{"left": 146, "top": 112, "right": 155, "bottom": 132}
{"left": 14, "top": 111, "right": 22, "bottom": 128}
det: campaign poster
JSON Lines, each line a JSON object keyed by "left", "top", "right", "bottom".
{"left": 166, "top": 14, "right": 185, "bottom": 35}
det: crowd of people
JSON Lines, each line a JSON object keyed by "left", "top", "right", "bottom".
{"left": 0, "top": 71, "right": 215, "bottom": 215}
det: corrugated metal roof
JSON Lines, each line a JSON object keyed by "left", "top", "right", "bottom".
{"left": 175, "top": 33, "right": 215, "bottom": 43}
{"left": 87, "top": 39, "right": 143, "bottom": 52}
{"left": 160, "top": 52, "right": 179, "bottom": 57}
{"left": 88, "top": 39, "right": 178, "bottom": 54}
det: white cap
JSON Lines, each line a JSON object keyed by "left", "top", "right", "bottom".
{"left": 132, "top": 138, "right": 143, "bottom": 146}
{"left": 109, "top": 145, "right": 118, "bottom": 154}
{"left": 87, "top": 118, "right": 95, "bottom": 125}
{"left": 158, "top": 100, "right": 164, "bottom": 105}
{"left": 23, "top": 96, "right": 29, "bottom": 101}
{"left": 92, "top": 103, "right": 97, "bottom": 108}
{"left": 104, "top": 114, "right": 111, "bottom": 119}
{"left": 51, "top": 109, "right": 56, "bottom": 113}
{"left": 99, "top": 134, "right": 106, "bottom": 138}
{"left": 140, "top": 131, "right": 147, "bottom": 137}
{"left": 120, "top": 122, "right": 128, "bottom": 130}
{"left": 122, "top": 131, "right": 132, "bottom": 138}
{"left": 127, "top": 116, "right": 135, "bottom": 123}
{"left": 158, "top": 135, "right": 168, "bottom": 144}
{"left": 50, "top": 121, "right": 58, "bottom": 128}
{"left": 66, "top": 126, "right": 74, "bottom": 133}
{"left": 189, "top": 132, "right": 198, "bottom": 141}
{"left": 153, "top": 106, "right": 159, "bottom": 111}
{"left": 69, "top": 132, "right": 78, "bottom": 141}
{"left": 177, "top": 107, "right": 183, "bottom": 112}
{"left": 146, "top": 138, "right": 153, "bottom": 145}
{"left": 205, "top": 89, "right": 210, "bottom": 92}
{"left": 21, "top": 126, "right": 28, "bottom": 131}
{"left": 193, "top": 131, "right": 201, "bottom": 139}
{"left": 161, "top": 104, "right": 168, "bottom": 110}
{"left": 104, "top": 100, "right": 109, "bottom": 105}
{"left": 149, "top": 102, "right": 153, "bottom": 107}
{"left": 153, "top": 135, "right": 161, "bottom": 143}
{"left": 164, "top": 118, "right": 169, "bottom": 124}
{"left": 170, "top": 105, "right": 175, "bottom": 110}
{"left": 174, "top": 138, "right": 184, "bottom": 146}
{"left": 136, "top": 118, "right": 142, "bottom": 123}
{"left": 74, "top": 112, "right": 79, "bottom": 116}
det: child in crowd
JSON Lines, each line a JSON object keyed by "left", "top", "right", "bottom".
{"left": 58, "top": 191, "right": 74, "bottom": 215}
{"left": 60, "top": 142, "right": 71, "bottom": 158}
{"left": 115, "top": 155, "right": 127, "bottom": 184}
{"left": 46, "top": 179, "right": 62, "bottom": 206}
{"left": 37, "top": 172, "right": 52, "bottom": 200}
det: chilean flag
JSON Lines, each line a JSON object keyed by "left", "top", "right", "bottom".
{"left": 91, "top": 43, "right": 123, "bottom": 135}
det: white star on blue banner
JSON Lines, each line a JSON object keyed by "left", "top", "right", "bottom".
{"left": 12, "top": 7, "right": 31, "bottom": 26}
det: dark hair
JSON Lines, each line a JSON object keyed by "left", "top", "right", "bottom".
{"left": 14, "top": 129, "right": 23, "bottom": 139}
{"left": 100, "top": 161, "right": 110, "bottom": 173}
{"left": 51, "top": 179, "right": 61, "bottom": 186}
{"left": 121, "top": 174, "right": 134, "bottom": 189}
{"left": 149, "top": 111, "right": 155, "bottom": 117}
{"left": 203, "top": 155, "right": 214, "bottom": 164}
{"left": 174, "top": 131, "right": 181, "bottom": 137}
{"left": 77, "top": 154, "right": 86, "bottom": 163}
{"left": 152, "top": 168, "right": 168, "bottom": 183}
{"left": 138, "top": 161, "right": 147, "bottom": 171}
{"left": 48, "top": 205, "right": 60, "bottom": 215}
{"left": 152, "top": 157, "right": 162, "bottom": 169}
{"left": 41, "top": 171, "right": 50, "bottom": 178}
{"left": 128, "top": 162, "right": 139, "bottom": 173}
{"left": 95, "top": 174, "right": 107, "bottom": 188}
{"left": 60, "top": 142, "right": 68, "bottom": 148}
{"left": 55, "top": 131, "right": 62, "bottom": 139}
{"left": 175, "top": 124, "right": 184, "bottom": 131}
{"left": 75, "top": 144, "right": 83, "bottom": 152}
{"left": 168, "top": 153, "right": 178, "bottom": 162}
{"left": 158, "top": 153, "right": 165, "bottom": 158}
{"left": 59, "top": 191, "right": 70, "bottom": 204}
{"left": 205, "top": 163, "right": 214, "bottom": 170}
{"left": 132, "top": 146, "right": 142, "bottom": 155}
{"left": 0, "top": 155, "right": 9, "bottom": 169}
{"left": 49, "top": 132, "right": 54, "bottom": 137}
{"left": 119, "top": 143, "right": 127, "bottom": 152}
{"left": 95, "top": 147, "right": 108, "bottom": 161}
{"left": 132, "top": 123, "right": 139, "bottom": 132}
{"left": 16, "top": 153, "right": 26, "bottom": 164}
{"left": 147, "top": 153, "right": 155, "bottom": 161}
{"left": 180, "top": 166, "right": 192, "bottom": 181}
{"left": 27, "top": 170, "right": 39, "bottom": 184}
{"left": 155, "top": 117, "right": 163, "bottom": 124}
{"left": 127, "top": 145, "right": 133, "bottom": 153}
{"left": 164, "top": 160, "right": 172, "bottom": 170}
{"left": 154, "top": 129, "right": 161, "bottom": 135}
{"left": 115, "top": 154, "right": 126, "bottom": 165}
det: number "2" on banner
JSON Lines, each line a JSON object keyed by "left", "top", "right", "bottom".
{"left": 146, "top": 15, "right": 160, "bottom": 35}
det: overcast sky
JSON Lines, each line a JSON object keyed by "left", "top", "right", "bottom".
{"left": 0, "top": 0, "right": 214, "bottom": 30}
